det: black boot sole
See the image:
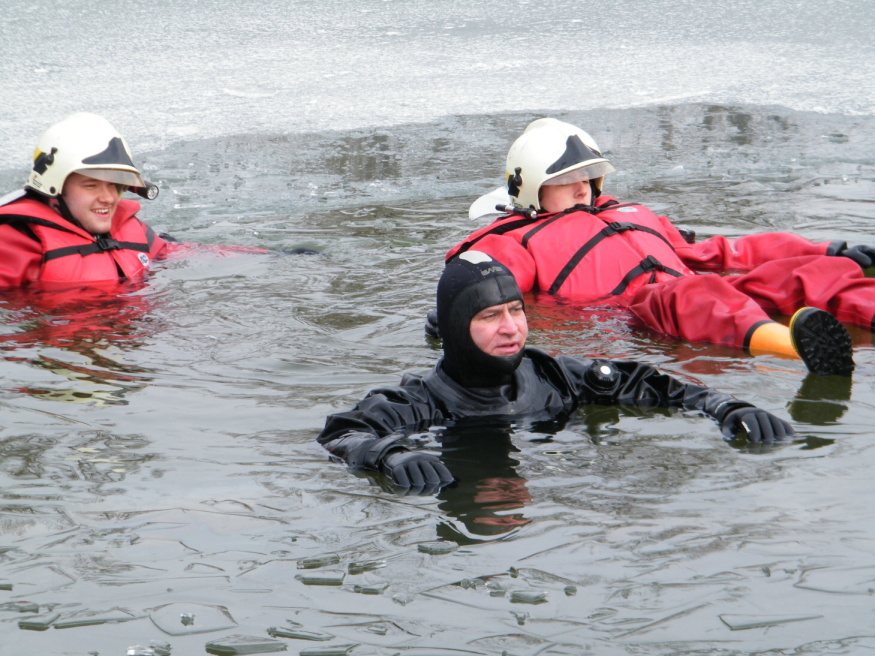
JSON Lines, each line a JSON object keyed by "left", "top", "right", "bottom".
{"left": 790, "top": 307, "right": 855, "bottom": 376}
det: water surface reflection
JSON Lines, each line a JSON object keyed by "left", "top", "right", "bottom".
{"left": 1, "top": 283, "right": 162, "bottom": 405}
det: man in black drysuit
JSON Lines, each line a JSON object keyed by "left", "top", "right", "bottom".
{"left": 316, "top": 251, "right": 795, "bottom": 493}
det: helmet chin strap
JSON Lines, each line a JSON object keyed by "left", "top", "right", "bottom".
{"left": 590, "top": 179, "right": 601, "bottom": 200}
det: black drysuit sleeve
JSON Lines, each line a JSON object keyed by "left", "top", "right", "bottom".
{"left": 317, "top": 382, "right": 444, "bottom": 472}
{"left": 554, "top": 354, "right": 755, "bottom": 424}
{"left": 317, "top": 352, "right": 773, "bottom": 476}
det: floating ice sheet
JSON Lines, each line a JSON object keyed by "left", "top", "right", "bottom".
{"left": 267, "top": 626, "right": 333, "bottom": 641}
{"left": 204, "top": 633, "right": 287, "bottom": 655}
{"left": 297, "top": 555, "right": 341, "bottom": 569}
{"left": 18, "top": 611, "right": 60, "bottom": 631}
{"left": 149, "top": 602, "right": 237, "bottom": 636}
{"left": 719, "top": 614, "right": 823, "bottom": 631}
{"left": 53, "top": 607, "right": 142, "bottom": 629}
{"left": 298, "top": 646, "right": 357, "bottom": 656}
{"left": 295, "top": 570, "right": 346, "bottom": 586}
{"left": 796, "top": 566, "right": 875, "bottom": 595}
{"left": 0, "top": 601, "right": 40, "bottom": 613}
{"left": 510, "top": 590, "right": 548, "bottom": 605}
{"left": 417, "top": 541, "right": 458, "bottom": 555}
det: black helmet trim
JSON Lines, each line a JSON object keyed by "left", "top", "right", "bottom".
{"left": 81, "top": 137, "right": 137, "bottom": 168}
{"left": 546, "top": 136, "right": 603, "bottom": 176}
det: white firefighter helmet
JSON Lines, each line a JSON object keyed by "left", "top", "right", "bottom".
{"left": 505, "top": 118, "right": 616, "bottom": 210}
{"left": 25, "top": 113, "right": 147, "bottom": 198}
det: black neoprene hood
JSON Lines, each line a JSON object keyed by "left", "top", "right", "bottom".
{"left": 436, "top": 251, "right": 525, "bottom": 388}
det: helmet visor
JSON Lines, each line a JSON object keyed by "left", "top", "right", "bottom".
{"left": 542, "top": 160, "right": 616, "bottom": 186}
{"left": 73, "top": 167, "right": 145, "bottom": 189}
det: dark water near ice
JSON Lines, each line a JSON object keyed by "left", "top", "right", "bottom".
{"left": 2, "top": 2, "right": 875, "bottom": 655}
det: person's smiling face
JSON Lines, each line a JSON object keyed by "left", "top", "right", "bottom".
{"left": 60, "top": 172, "right": 121, "bottom": 234}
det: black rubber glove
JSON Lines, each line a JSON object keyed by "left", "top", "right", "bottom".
{"left": 721, "top": 407, "right": 795, "bottom": 444}
{"left": 425, "top": 308, "right": 440, "bottom": 338}
{"left": 677, "top": 227, "right": 696, "bottom": 244}
{"left": 836, "top": 244, "right": 875, "bottom": 269}
{"left": 158, "top": 232, "right": 180, "bottom": 243}
{"left": 379, "top": 450, "right": 454, "bottom": 493}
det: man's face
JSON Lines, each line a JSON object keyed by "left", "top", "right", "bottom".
{"left": 60, "top": 172, "right": 121, "bottom": 235}
{"left": 539, "top": 180, "right": 592, "bottom": 212}
{"left": 469, "top": 300, "right": 528, "bottom": 357}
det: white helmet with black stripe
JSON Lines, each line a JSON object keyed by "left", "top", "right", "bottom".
{"left": 505, "top": 118, "right": 616, "bottom": 211}
{"left": 26, "top": 113, "right": 156, "bottom": 200}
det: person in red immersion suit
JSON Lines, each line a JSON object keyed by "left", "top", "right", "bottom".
{"left": 0, "top": 113, "right": 317, "bottom": 291}
{"left": 444, "top": 117, "right": 873, "bottom": 377}
{"left": 0, "top": 113, "right": 178, "bottom": 288}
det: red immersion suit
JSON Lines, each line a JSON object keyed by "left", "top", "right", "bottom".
{"left": 0, "top": 196, "right": 169, "bottom": 287}
{"left": 447, "top": 196, "right": 875, "bottom": 348}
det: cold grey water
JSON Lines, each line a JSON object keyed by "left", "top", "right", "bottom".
{"left": 2, "top": 1, "right": 875, "bottom": 655}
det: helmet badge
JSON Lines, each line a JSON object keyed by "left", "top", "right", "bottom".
{"left": 507, "top": 166, "right": 523, "bottom": 197}
{"left": 33, "top": 147, "right": 58, "bottom": 175}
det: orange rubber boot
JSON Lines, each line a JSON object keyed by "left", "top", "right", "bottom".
{"left": 749, "top": 308, "right": 854, "bottom": 376}
{"left": 748, "top": 321, "right": 797, "bottom": 358}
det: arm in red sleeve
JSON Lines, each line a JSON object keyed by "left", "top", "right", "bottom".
{"left": 673, "top": 230, "right": 831, "bottom": 272}
{"left": 0, "top": 225, "right": 43, "bottom": 287}
{"left": 157, "top": 240, "right": 274, "bottom": 260}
